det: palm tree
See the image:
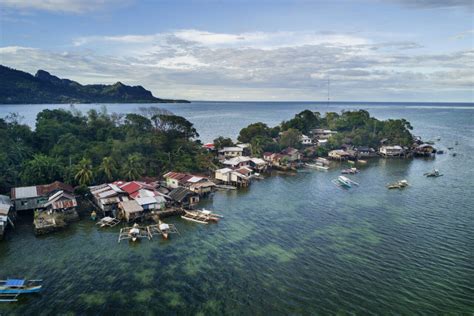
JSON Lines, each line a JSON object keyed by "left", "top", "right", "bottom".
{"left": 122, "top": 153, "right": 144, "bottom": 180}
{"left": 99, "top": 156, "right": 116, "bottom": 182}
{"left": 75, "top": 158, "right": 93, "bottom": 186}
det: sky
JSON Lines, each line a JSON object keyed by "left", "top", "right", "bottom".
{"left": 0, "top": 0, "right": 473, "bottom": 102}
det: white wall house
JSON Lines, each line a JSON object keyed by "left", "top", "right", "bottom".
{"left": 301, "top": 135, "right": 313, "bottom": 145}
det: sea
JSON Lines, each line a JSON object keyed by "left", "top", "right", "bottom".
{"left": 0, "top": 101, "right": 473, "bottom": 314}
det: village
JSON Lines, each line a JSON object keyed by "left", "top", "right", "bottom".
{"left": 0, "top": 124, "right": 445, "bottom": 242}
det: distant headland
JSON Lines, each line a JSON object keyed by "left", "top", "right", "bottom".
{"left": 0, "top": 65, "right": 190, "bottom": 104}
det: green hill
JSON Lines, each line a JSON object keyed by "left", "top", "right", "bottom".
{"left": 0, "top": 65, "right": 190, "bottom": 104}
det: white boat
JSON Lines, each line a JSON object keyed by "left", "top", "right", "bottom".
{"left": 341, "top": 167, "right": 359, "bottom": 174}
{"left": 129, "top": 223, "right": 140, "bottom": 242}
{"left": 305, "top": 163, "right": 329, "bottom": 170}
{"left": 387, "top": 179, "right": 409, "bottom": 189}
{"left": 332, "top": 175, "right": 359, "bottom": 188}
{"left": 316, "top": 157, "right": 330, "bottom": 165}
{"left": 424, "top": 169, "right": 443, "bottom": 177}
{"left": 181, "top": 209, "right": 222, "bottom": 224}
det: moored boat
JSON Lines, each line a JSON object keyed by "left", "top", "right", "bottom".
{"left": 305, "top": 162, "right": 329, "bottom": 170}
{"left": 332, "top": 175, "right": 359, "bottom": 188}
{"left": 0, "top": 279, "right": 42, "bottom": 302}
{"left": 387, "top": 179, "right": 409, "bottom": 189}
{"left": 424, "top": 169, "right": 443, "bottom": 177}
{"left": 158, "top": 220, "right": 170, "bottom": 239}
{"left": 341, "top": 167, "right": 359, "bottom": 174}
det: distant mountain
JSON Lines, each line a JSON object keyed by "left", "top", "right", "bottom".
{"left": 0, "top": 65, "right": 190, "bottom": 104}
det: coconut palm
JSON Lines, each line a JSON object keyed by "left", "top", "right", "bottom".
{"left": 122, "top": 153, "right": 144, "bottom": 180}
{"left": 99, "top": 156, "right": 116, "bottom": 182}
{"left": 75, "top": 158, "right": 93, "bottom": 186}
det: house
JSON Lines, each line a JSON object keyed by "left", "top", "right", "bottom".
{"left": 316, "top": 139, "right": 328, "bottom": 146}
{"left": 354, "top": 146, "right": 376, "bottom": 158}
{"left": 0, "top": 195, "right": 13, "bottom": 240}
{"left": 11, "top": 181, "right": 74, "bottom": 212}
{"left": 222, "top": 156, "right": 252, "bottom": 169}
{"left": 43, "top": 190, "right": 79, "bottom": 221}
{"left": 168, "top": 187, "right": 199, "bottom": 208}
{"left": 118, "top": 200, "right": 144, "bottom": 222}
{"left": 280, "top": 147, "right": 301, "bottom": 162}
{"left": 379, "top": 145, "right": 405, "bottom": 157}
{"left": 218, "top": 146, "right": 244, "bottom": 159}
{"left": 301, "top": 134, "right": 313, "bottom": 145}
{"left": 89, "top": 183, "right": 129, "bottom": 216}
{"left": 134, "top": 196, "right": 166, "bottom": 211}
{"left": 311, "top": 129, "right": 337, "bottom": 140}
{"left": 163, "top": 172, "right": 216, "bottom": 195}
{"left": 413, "top": 144, "right": 436, "bottom": 156}
{"left": 214, "top": 167, "right": 251, "bottom": 187}
{"left": 249, "top": 157, "right": 267, "bottom": 171}
{"left": 263, "top": 152, "right": 275, "bottom": 162}
{"left": 328, "top": 149, "right": 351, "bottom": 160}
{"left": 236, "top": 143, "right": 251, "bottom": 156}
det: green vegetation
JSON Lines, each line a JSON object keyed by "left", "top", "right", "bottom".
{"left": 0, "top": 107, "right": 212, "bottom": 194}
{"left": 0, "top": 65, "right": 190, "bottom": 104}
{"left": 237, "top": 109, "right": 414, "bottom": 154}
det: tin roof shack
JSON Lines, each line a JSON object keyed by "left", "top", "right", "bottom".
{"left": 118, "top": 200, "right": 144, "bottom": 222}
{"left": 281, "top": 147, "right": 301, "bottom": 162}
{"left": 379, "top": 145, "right": 405, "bottom": 157}
{"left": 328, "top": 149, "right": 351, "bottom": 160}
{"left": 0, "top": 195, "right": 14, "bottom": 240}
{"left": 163, "top": 172, "right": 216, "bottom": 196}
{"left": 354, "top": 146, "right": 377, "bottom": 158}
{"left": 222, "top": 156, "right": 252, "bottom": 169}
{"left": 89, "top": 183, "right": 129, "bottom": 216}
{"left": 218, "top": 147, "right": 243, "bottom": 159}
{"left": 249, "top": 157, "right": 267, "bottom": 172}
{"left": 214, "top": 168, "right": 251, "bottom": 187}
{"left": 414, "top": 144, "right": 437, "bottom": 157}
{"left": 11, "top": 181, "right": 73, "bottom": 212}
{"left": 43, "top": 190, "right": 79, "bottom": 222}
{"left": 168, "top": 187, "right": 199, "bottom": 209}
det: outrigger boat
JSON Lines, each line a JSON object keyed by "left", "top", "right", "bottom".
{"left": 424, "top": 169, "right": 443, "bottom": 177}
{"left": 316, "top": 157, "right": 330, "bottom": 165}
{"left": 96, "top": 216, "right": 120, "bottom": 228}
{"left": 332, "top": 175, "right": 359, "bottom": 189}
{"left": 387, "top": 179, "right": 409, "bottom": 189}
{"left": 0, "top": 279, "right": 42, "bottom": 302}
{"left": 118, "top": 223, "right": 149, "bottom": 243}
{"left": 181, "top": 209, "right": 222, "bottom": 224}
{"left": 357, "top": 159, "right": 368, "bottom": 164}
{"left": 305, "top": 162, "right": 329, "bottom": 171}
{"left": 341, "top": 167, "right": 359, "bottom": 174}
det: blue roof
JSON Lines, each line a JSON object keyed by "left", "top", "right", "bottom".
{"left": 6, "top": 279, "right": 25, "bottom": 286}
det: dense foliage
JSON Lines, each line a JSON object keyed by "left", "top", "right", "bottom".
{"left": 0, "top": 107, "right": 212, "bottom": 194}
{"left": 238, "top": 109, "right": 414, "bottom": 155}
{"left": 0, "top": 65, "right": 190, "bottom": 104}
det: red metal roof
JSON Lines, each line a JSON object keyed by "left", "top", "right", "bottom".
{"left": 36, "top": 181, "right": 74, "bottom": 196}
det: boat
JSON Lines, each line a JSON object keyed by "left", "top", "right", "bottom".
{"left": 332, "top": 175, "right": 359, "bottom": 188}
{"left": 215, "top": 184, "right": 237, "bottom": 191}
{"left": 424, "top": 169, "right": 443, "bottom": 177}
{"left": 129, "top": 223, "right": 140, "bottom": 242}
{"left": 316, "top": 157, "right": 330, "bottom": 165}
{"left": 341, "top": 167, "right": 359, "bottom": 174}
{"left": 348, "top": 160, "right": 356, "bottom": 165}
{"left": 305, "top": 162, "right": 329, "bottom": 170}
{"left": 96, "top": 216, "right": 120, "bottom": 227}
{"left": 447, "top": 147, "right": 454, "bottom": 150}
{"left": 0, "top": 279, "right": 42, "bottom": 302}
{"left": 436, "top": 150, "right": 444, "bottom": 154}
{"left": 158, "top": 220, "right": 170, "bottom": 239}
{"left": 357, "top": 159, "right": 368, "bottom": 164}
{"left": 118, "top": 223, "right": 150, "bottom": 243}
{"left": 181, "top": 209, "right": 222, "bottom": 224}
{"left": 387, "top": 179, "right": 409, "bottom": 189}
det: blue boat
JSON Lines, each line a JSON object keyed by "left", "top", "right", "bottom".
{"left": 0, "top": 279, "right": 42, "bottom": 302}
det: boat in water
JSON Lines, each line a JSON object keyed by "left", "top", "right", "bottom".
{"left": 387, "top": 180, "right": 409, "bottom": 189}
{"left": 305, "top": 162, "right": 329, "bottom": 171}
{"left": 332, "top": 175, "right": 359, "bottom": 189}
{"left": 158, "top": 220, "right": 170, "bottom": 239}
{"left": 424, "top": 169, "right": 443, "bottom": 177}
{"left": 0, "top": 279, "right": 42, "bottom": 302}
{"left": 181, "top": 209, "right": 222, "bottom": 224}
{"left": 341, "top": 167, "right": 359, "bottom": 174}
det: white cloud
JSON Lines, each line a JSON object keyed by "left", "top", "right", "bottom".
{"left": 0, "top": 0, "right": 131, "bottom": 13}
{"left": 1, "top": 29, "right": 473, "bottom": 102}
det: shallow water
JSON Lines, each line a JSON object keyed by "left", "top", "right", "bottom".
{"left": 0, "top": 102, "right": 473, "bottom": 314}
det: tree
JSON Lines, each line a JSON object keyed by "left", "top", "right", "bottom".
{"left": 99, "top": 156, "right": 117, "bottom": 182}
{"left": 122, "top": 153, "right": 144, "bottom": 180}
{"left": 21, "top": 154, "right": 63, "bottom": 185}
{"left": 213, "top": 136, "right": 234, "bottom": 150}
{"left": 75, "top": 158, "right": 93, "bottom": 186}
{"left": 238, "top": 122, "right": 270, "bottom": 143}
{"left": 279, "top": 128, "right": 302, "bottom": 148}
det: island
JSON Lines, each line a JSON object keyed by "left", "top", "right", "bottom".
{"left": 0, "top": 65, "right": 190, "bottom": 104}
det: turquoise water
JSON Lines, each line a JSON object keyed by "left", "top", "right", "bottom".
{"left": 0, "top": 102, "right": 473, "bottom": 314}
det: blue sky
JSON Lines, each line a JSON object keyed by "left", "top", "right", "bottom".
{"left": 1, "top": 0, "right": 473, "bottom": 101}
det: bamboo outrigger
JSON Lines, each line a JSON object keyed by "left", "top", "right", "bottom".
{"left": 147, "top": 220, "right": 179, "bottom": 240}
{"left": 97, "top": 216, "right": 120, "bottom": 228}
{"left": 118, "top": 224, "right": 150, "bottom": 243}
{"left": 181, "top": 209, "right": 222, "bottom": 224}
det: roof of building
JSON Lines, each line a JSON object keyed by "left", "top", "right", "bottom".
{"left": 37, "top": 181, "right": 73, "bottom": 196}
{"left": 281, "top": 147, "right": 299, "bottom": 155}
{"left": 11, "top": 186, "right": 38, "bottom": 199}
{"left": 236, "top": 167, "right": 253, "bottom": 175}
{"left": 219, "top": 147, "right": 244, "bottom": 152}
{"left": 250, "top": 157, "right": 266, "bottom": 165}
{"left": 190, "top": 181, "right": 216, "bottom": 189}
{"left": 223, "top": 156, "right": 252, "bottom": 166}
{"left": 44, "top": 191, "right": 77, "bottom": 209}
{"left": 216, "top": 168, "right": 233, "bottom": 174}
{"left": 203, "top": 143, "right": 215, "bottom": 149}
{"left": 168, "top": 187, "right": 195, "bottom": 203}
{"left": 0, "top": 195, "right": 12, "bottom": 208}
{"left": 135, "top": 196, "right": 160, "bottom": 206}
{"left": 119, "top": 200, "right": 143, "bottom": 214}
